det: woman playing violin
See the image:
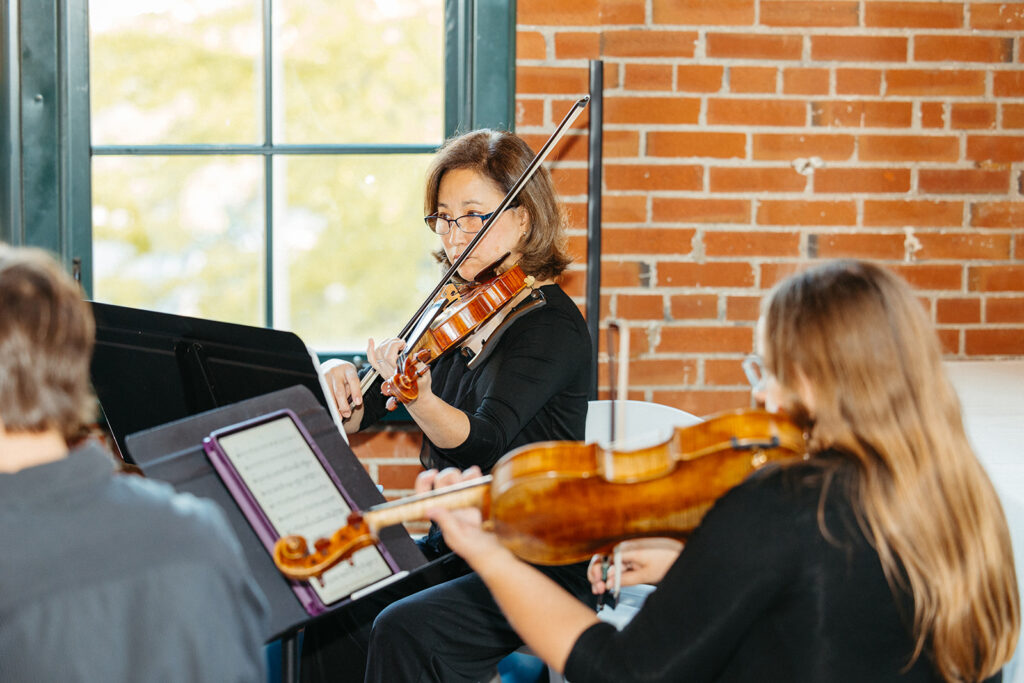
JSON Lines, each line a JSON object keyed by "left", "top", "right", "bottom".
{"left": 431, "top": 259, "right": 1020, "bottom": 683}
{"left": 301, "top": 129, "right": 595, "bottom": 683}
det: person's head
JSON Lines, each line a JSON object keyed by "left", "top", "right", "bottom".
{"left": 0, "top": 246, "right": 96, "bottom": 442}
{"left": 423, "top": 129, "right": 571, "bottom": 282}
{"left": 756, "top": 259, "right": 953, "bottom": 442}
{"left": 756, "top": 259, "right": 1019, "bottom": 682}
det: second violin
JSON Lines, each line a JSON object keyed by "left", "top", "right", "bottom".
{"left": 274, "top": 409, "right": 807, "bottom": 581}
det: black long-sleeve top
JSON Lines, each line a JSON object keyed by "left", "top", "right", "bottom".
{"left": 361, "top": 283, "right": 592, "bottom": 473}
{"left": 362, "top": 283, "right": 595, "bottom": 577}
{"left": 565, "top": 453, "right": 1002, "bottom": 683}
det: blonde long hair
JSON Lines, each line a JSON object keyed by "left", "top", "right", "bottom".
{"left": 762, "top": 259, "right": 1019, "bottom": 682}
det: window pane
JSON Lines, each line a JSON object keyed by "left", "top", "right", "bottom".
{"left": 92, "top": 156, "right": 264, "bottom": 325}
{"left": 275, "top": 0, "right": 443, "bottom": 144}
{"left": 273, "top": 155, "right": 439, "bottom": 349}
{"left": 90, "top": 0, "right": 261, "bottom": 145}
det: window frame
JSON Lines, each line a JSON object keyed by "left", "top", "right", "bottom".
{"left": 1, "top": 0, "right": 516, "bottom": 331}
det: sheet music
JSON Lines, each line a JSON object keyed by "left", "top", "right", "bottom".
{"left": 216, "top": 415, "right": 391, "bottom": 605}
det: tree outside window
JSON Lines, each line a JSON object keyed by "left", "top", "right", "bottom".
{"left": 90, "top": 0, "right": 443, "bottom": 350}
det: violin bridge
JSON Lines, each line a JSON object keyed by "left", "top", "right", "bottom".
{"left": 441, "top": 283, "right": 461, "bottom": 304}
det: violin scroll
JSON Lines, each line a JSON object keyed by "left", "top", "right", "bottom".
{"left": 274, "top": 476, "right": 493, "bottom": 581}
{"left": 381, "top": 349, "right": 432, "bottom": 408}
{"left": 273, "top": 514, "right": 378, "bottom": 581}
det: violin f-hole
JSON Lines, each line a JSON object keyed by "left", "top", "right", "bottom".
{"left": 729, "top": 435, "right": 781, "bottom": 451}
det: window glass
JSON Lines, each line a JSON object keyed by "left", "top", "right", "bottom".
{"left": 272, "top": 155, "right": 439, "bottom": 349}
{"left": 92, "top": 155, "right": 264, "bottom": 324}
{"left": 276, "top": 0, "right": 443, "bottom": 144}
{"left": 89, "top": 0, "right": 445, "bottom": 350}
{"left": 90, "top": 0, "right": 262, "bottom": 145}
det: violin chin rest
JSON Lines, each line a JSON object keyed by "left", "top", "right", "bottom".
{"left": 466, "top": 290, "right": 547, "bottom": 371}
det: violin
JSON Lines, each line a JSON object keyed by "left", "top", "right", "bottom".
{"left": 380, "top": 261, "right": 536, "bottom": 406}
{"left": 356, "top": 97, "right": 590, "bottom": 410}
{"left": 273, "top": 408, "right": 807, "bottom": 581}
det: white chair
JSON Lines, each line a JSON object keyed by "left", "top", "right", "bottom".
{"left": 585, "top": 398, "right": 702, "bottom": 447}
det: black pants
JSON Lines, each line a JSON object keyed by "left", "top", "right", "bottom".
{"left": 299, "top": 554, "right": 594, "bottom": 683}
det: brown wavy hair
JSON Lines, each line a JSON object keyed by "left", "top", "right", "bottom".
{"left": 761, "top": 259, "right": 1019, "bottom": 682}
{"left": 424, "top": 129, "right": 571, "bottom": 282}
{"left": 0, "top": 246, "right": 96, "bottom": 442}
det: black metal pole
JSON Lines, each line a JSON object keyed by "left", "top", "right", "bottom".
{"left": 586, "top": 60, "right": 604, "bottom": 399}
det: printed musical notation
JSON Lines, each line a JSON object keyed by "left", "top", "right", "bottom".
{"left": 217, "top": 416, "right": 391, "bottom": 605}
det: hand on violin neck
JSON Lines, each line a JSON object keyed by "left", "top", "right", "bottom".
{"left": 416, "top": 466, "right": 496, "bottom": 567}
{"left": 429, "top": 502, "right": 511, "bottom": 572}
{"left": 367, "top": 337, "right": 405, "bottom": 378}
{"left": 415, "top": 465, "right": 483, "bottom": 494}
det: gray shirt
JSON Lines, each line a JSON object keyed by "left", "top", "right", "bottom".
{"left": 0, "top": 441, "right": 269, "bottom": 682}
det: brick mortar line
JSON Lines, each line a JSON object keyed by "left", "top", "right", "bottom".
{"left": 518, "top": 57, "right": 1024, "bottom": 69}
{"left": 516, "top": 24, "right": 1024, "bottom": 38}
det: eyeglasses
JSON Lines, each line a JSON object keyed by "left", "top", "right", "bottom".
{"left": 742, "top": 354, "right": 767, "bottom": 393}
{"left": 424, "top": 205, "right": 517, "bottom": 236}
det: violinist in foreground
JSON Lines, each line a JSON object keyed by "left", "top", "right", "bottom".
{"left": 300, "top": 129, "right": 595, "bottom": 682}
{"left": 430, "top": 259, "right": 1020, "bottom": 683}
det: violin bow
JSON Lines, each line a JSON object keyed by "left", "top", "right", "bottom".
{"left": 357, "top": 95, "right": 591, "bottom": 394}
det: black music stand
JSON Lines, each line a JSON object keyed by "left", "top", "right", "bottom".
{"left": 89, "top": 304, "right": 466, "bottom": 681}
{"left": 123, "top": 385, "right": 460, "bottom": 683}
{"left": 89, "top": 301, "right": 338, "bottom": 462}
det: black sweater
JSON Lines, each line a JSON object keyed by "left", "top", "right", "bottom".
{"left": 361, "top": 283, "right": 592, "bottom": 473}
{"left": 565, "top": 454, "right": 1001, "bottom": 683}
{"left": 363, "top": 283, "right": 594, "bottom": 579}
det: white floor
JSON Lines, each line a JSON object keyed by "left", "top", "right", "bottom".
{"left": 945, "top": 360, "right": 1024, "bottom": 683}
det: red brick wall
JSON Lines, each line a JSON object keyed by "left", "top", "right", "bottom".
{"left": 517, "top": 0, "right": 1024, "bottom": 418}
{"left": 357, "top": 1, "right": 1024, "bottom": 499}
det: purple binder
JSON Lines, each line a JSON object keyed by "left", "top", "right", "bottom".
{"left": 203, "top": 408, "right": 400, "bottom": 616}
